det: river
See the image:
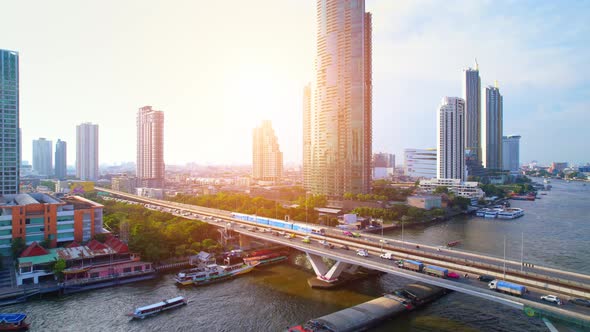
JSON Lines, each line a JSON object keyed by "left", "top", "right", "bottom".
{"left": 3, "top": 179, "right": 589, "bottom": 331}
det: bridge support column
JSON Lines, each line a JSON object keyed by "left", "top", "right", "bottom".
{"left": 306, "top": 253, "right": 351, "bottom": 282}
{"left": 239, "top": 234, "right": 253, "bottom": 249}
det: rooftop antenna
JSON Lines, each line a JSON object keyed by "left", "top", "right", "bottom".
{"left": 475, "top": 58, "right": 479, "bottom": 71}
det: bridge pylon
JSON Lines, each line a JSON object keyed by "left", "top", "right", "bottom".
{"left": 306, "top": 253, "right": 352, "bottom": 282}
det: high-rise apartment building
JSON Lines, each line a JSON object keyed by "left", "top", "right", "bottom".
{"left": 55, "top": 139, "right": 67, "bottom": 180}
{"left": 483, "top": 85, "right": 503, "bottom": 170}
{"left": 437, "top": 97, "right": 466, "bottom": 181}
{"left": 502, "top": 135, "right": 521, "bottom": 174}
{"left": 305, "top": 0, "right": 372, "bottom": 197}
{"left": 136, "top": 106, "right": 164, "bottom": 188}
{"left": 463, "top": 61, "right": 481, "bottom": 162}
{"left": 302, "top": 83, "right": 312, "bottom": 190}
{"left": 404, "top": 148, "right": 437, "bottom": 179}
{"left": 252, "top": 120, "right": 283, "bottom": 183}
{"left": 32, "top": 138, "right": 53, "bottom": 177}
{"left": 76, "top": 122, "right": 99, "bottom": 181}
{"left": 0, "top": 49, "right": 20, "bottom": 194}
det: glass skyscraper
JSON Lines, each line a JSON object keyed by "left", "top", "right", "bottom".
{"left": 483, "top": 85, "right": 503, "bottom": 170}
{"left": 0, "top": 49, "right": 20, "bottom": 194}
{"left": 306, "top": 0, "right": 372, "bottom": 197}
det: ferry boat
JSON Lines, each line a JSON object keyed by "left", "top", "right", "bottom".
{"left": 174, "top": 266, "right": 207, "bottom": 286}
{"left": 127, "top": 296, "right": 187, "bottom": 319}
{"left": 192, "top": 257, "right": 257, "bottom": 286}
{"left": 0, "top": 314, "right": 29, "bottom": 331}
{"left": 497, "top": 208, "right": 525, "bottom": 219}
{"left": 484, "top": 209, "right": 500, "bottom": 218}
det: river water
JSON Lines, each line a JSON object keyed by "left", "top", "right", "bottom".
{"left": 3, "top": 179, "right": 589, "bottom": 331}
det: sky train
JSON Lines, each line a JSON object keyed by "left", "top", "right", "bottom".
{"left": 230, "top": 212, "right": 326, "bottom": 235}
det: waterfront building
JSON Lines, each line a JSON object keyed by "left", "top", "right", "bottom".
{"left": 372, "top": 153, "right": 395, "bottom": 180}
{"left": 419, "top": 178, "right": 484, "bottom": 199}
{"left": 407, "top": 195, "right": 442, "bottom": 210}
{"left": 112, "top": 174, "right": 138, "bottom": 194}
{"left": 32, "top": 138, "right": 53, "bottom": 177}
{"left": 437, "top": 97, "right": 466, "bottom": 181}
{"left": 302, "top": 83, "right": 312, "bottom": 190}
{"left": 548, "top": 162, "right": 568, "bottom": 174}
{"left": 137, "top": 106, "right": 165, "bottom": 188}
{"left": 305, "top": 0, "right": 372, "bottom": 197}
{"left": 483, "top": 85, "right": 503, "bottom": 170}
{"left": 16, "top": 237, "right": 152, "bottom": 286}
{"left": 463, "top": 61, "right": 481, "bottom": 162}
{"left": 55, "top": 139, "right": 67, "bottom": 180}
{"left": 404, "top": 148, "right": 437, "bottom": 179}
{"left": 76, "top": 122, "right": 99, "bottom": 181}
{"left": 0, "top": 194, "right": 104, "bottom": 255}
{"left": 0, "top": 49, "right": 20, "bottom": 194}
{"left": 252, "top": 120, "right": 283, "bottom": 183}
{"left": 502, "top": 135, "right": 521, "bottom": 174}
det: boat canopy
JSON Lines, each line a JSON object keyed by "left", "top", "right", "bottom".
{"left": 0, "top": 313, "right": 27, "bottom": 324}
{"left": 135, "top": 297, "right": 185, "bottom": 312}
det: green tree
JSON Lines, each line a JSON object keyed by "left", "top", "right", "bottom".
{"left": 433, "top": 186, "right": 449, "bottom": 195}
{"left": 53, "top": 258, "right": 67, "bottom": 282}
{"left": 11, "top": 238, "right": 26, "bottom": 258}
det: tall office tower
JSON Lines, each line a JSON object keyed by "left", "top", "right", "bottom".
{"left": 76, "top": 122, "right": 99, "bottom": 181}
{"left": 302, "top": 83, "right": 312, "bottom": 190}
{"left": 0, "top": 49, "right": 20, "bottom": 194}
{"left": 252, "top": 120, "right": 283, "bottom": 183}
{"left": 32, "top": 138, "right": 53, "bottom": 177}
{"left": 483, "top": 84, "right": 503, "bottom": 170}
{"left": 404, "top": 148, "right": 437, "bottom": 179}
{"left": 136, "top": 106, "right": 164, "bottom": 188}
{"left": 307, "top": 0, "right": 372, "bottom": 197}
{"left": 437, "top": 97, "right": 466, "bottom": 181}
{"left": 462, "top": 61, "right": 481, "bottom": 161}
{"left": 502, "top": 135, "right": 521, "bottom": 174}
{"left": 54, "top": 139, "right": 67, "bottom": 180}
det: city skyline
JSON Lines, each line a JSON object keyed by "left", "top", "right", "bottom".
{"left": 2, "top": 1, "right": 589, "bottom": 166}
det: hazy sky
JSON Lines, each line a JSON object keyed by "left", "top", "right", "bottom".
{"left": 2, "top": 0, "right": 589, "bottom": 166}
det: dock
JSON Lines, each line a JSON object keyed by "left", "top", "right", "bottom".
{"left": 289, "top": 282, "right": 448, "bottom": 332}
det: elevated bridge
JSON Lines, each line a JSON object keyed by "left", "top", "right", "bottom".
{"left": 96, "top": 187, "right": 590, "bottom": 328}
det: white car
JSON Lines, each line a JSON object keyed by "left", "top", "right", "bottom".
{"left": 379, "top": 239, "right": 388, "bottom": 244}
{"left": 540, "top": 295, "right": 561, "bottom": 304}
{"left": 356, "top": 249, "right": 369, "bottom": 257}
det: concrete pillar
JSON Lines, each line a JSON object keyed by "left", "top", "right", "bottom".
{"left": 239, "top": 234, "right": 252, "bottom": 249}
{"left": 324, "top": 261, "right": 351, "bottom": 280}
{"left": 306, "top": 253, "right": 329, "bottom": 276}
{"left": 346, "top": 265, "right": 359, "bottom": 274}
{"left": 306, "top": 253, "right": 351, "bottom": 281}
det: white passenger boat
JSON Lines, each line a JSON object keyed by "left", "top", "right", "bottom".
{"left": 497, "top": 208, "right": 524, "bottom": 219}
{"left": 127, "top": 296, "right": 187, "bottom": 319}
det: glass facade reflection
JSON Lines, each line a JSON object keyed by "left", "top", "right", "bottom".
{"left": 0, "top": 49, "right": 20, "bottom": 194}
{"left": 308, "top": 0, "right": 372, "bottom": 197}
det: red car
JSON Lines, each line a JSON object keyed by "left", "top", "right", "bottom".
{"left": 447, "top": 272, "right": 461, "bottom": 279}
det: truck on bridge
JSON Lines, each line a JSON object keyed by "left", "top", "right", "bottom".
{"left": 488, "top": 280, "right": 527, "bottom": 297}
{"left": 424, "top": 265, "right": 448, "bottom": 278}
{"left": 398, "top": 260, "right": 424, "bottom": 272}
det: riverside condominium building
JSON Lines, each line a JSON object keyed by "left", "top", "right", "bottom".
{"left": 76, "top": 122, "right": 99, "bottom": 181}
{"left": 437, "top": 97, "right": 466, "bottom": 181}
{"left": 252, "top": 121, "right": 283, "bottom": 183}
{"left": 483, "top": 85, "right": 503, "bottom": 170}
{"left": 0, "top": 194, "right": 104, "bottom": 255}
{"left": 463, "top": 63, "right": 482, "bottom": 162}
{"left": 137, "top": 106, "right": 165, "bottom": 188}
{"left": 305, "top": 0, "right": 372, "bottom": 197}
{"left": 0, "top": 49, "right": 20, "bottom": 194}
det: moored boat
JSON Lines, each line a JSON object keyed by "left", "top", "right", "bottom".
{"left": 243, "top": 251, "right": 289, "bottom": 267}
{"left": 127, "top": 296, "right": 187, "bottom": 319}
{"left": 497, "top": 208, "right": 524, "bottom": 219}
{"left": 174, "top": 266, "right": 207, "bottom": 286}
{"left": 0, "top": 314, "right": 29, "bottom": 331}
{"left": 191, "top": 257, "right": 258, "bottom": 286}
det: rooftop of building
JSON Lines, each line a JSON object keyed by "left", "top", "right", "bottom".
{"left": 61, "top": 195, "right": 103, "bottom": 209}
{"left": 0, "top": 193, "right": 61, "bottom": 206}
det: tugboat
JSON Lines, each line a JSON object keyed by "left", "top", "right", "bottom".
{"left": 126, "top": 296, "right": 187, "bottom": 319}
{"left": 0, "top": 313, "right": 30, "bottom": 331}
